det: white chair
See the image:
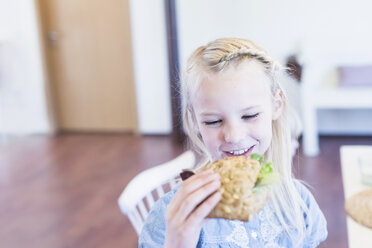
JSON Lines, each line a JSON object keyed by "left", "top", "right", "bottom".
{"left": 118, "top": 150, "right": 195, "bottom": 235}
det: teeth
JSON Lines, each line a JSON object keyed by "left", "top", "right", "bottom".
{"left": 229, "top": 148, "right": 249, "bottom": 155}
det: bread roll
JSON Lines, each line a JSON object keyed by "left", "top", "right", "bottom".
{"left": 203, "top": 156, "right": 269, "bottom": 221}
{"left": 345, "top": 189, "right": 372, "bottom": 229}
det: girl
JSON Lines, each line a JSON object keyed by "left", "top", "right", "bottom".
{"left": 139, "top": 38, "right": 327, "bottom": 247}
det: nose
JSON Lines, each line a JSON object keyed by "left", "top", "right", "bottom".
{"left": 223, "top": 122, "right": 245, "bottom": 144}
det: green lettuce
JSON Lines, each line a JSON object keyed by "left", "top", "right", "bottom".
{"left": 250, "top": 154, "right": 280, "bottom": 191}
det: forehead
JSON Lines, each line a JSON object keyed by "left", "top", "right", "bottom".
{"left": 193, "top": 61, "right": 273, "bottom": 111}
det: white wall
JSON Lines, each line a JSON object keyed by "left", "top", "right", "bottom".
{"left": 129, "top": 0, "right": 172, "bottom": 134}
{"left": 2, "top": 1, "right": 371, "bottom": 136}
{"left": 176, "top": 0, "right": 305, "bottom": 68}
{"left": 177, "top": 0, "right": 372, "bottom": 69}
{"left": 0, "top": 0, "right": 52, "bottom": 135}
{"left": 176, "top": 0, "right": 372, "bottom": 134}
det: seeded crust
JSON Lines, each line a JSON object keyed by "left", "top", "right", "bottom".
{"left": 202, "top": 156, "right": 269, "bottom": 221}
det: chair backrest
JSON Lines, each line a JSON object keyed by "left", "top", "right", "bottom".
{"left": 118, "top": 150, "right": 195, "bottom": 235}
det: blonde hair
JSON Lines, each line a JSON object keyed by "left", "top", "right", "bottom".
{"left": 180, "top": 37, "right": 310, "bottom": 246}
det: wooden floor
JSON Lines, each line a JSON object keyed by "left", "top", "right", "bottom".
{"left": 294, "top": 136, "right": 372, "bottom": 248}
{"left": 0, "top": 134, "right": 371, "bottom": 248}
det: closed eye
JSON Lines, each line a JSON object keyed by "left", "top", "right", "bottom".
{"left": 204, "top": 120, "right": 222, "bottom": 126}
{"left": 242, "top": 113, "right": 259, "bottom": 120}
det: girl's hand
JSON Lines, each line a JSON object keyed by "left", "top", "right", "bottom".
{"left": 164, "top": 170, "right": 221, "bottom": 248}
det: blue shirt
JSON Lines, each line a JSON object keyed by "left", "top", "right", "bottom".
{"left": 139, "top": 180, "right": 327, "bottom": 248}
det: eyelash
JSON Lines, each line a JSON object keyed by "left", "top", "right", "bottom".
{"left": 242, "top": 113, "right": 259, "bottom": 119}
{"left": 204, "top": 120, "right": 222, "bottom": 126}
{"left": 204, "top": 113, "right": 259, "bottom": 126}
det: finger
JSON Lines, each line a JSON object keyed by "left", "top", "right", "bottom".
{"left": 167, "top": 170, "right": 219, "bottom": 220}
{"left": 170, "top": 170, "right": 218, "bottom": 210}
{"left": 186, "top": 190, "right": 221, "bottom": 227}
{"left": 180, "top": 170, "right": 219, "bottom": 196}
{"left": 175, "top": 177, "right": 221, "bottom": 221}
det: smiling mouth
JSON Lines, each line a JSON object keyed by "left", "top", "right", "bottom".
{"left": 224, "top": 145, "right": 255, "bottom": 157}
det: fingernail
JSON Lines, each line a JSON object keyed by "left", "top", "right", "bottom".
{"left": 216, "top": 191, "right": 222, "bottom": 197}
{"left": 214, "top": 191, "right": 222, "bottom": 200}
{"left": 213, "top": 180, "right": 221, "bottom": 187}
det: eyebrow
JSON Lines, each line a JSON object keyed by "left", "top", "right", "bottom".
{"left": 200, "top": 106, "right": 261, "bottom": 116}
{"left": 241, "top": 106, "right": 260, "bottom": 112}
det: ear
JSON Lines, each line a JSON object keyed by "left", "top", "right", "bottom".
{"left": 272, "top": 89, "right": 284, "bottom": 120}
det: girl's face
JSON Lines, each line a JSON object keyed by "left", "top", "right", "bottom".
{"left": 192, "top": 61, "right": 283, "bottom": 161}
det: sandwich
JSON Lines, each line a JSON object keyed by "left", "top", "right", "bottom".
{"left": 180, "top": 153, "right": 279, "bottom": 221}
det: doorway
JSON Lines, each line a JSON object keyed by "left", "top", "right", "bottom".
{"left": 37, "top": 0, "right": 138, "bottom": 132}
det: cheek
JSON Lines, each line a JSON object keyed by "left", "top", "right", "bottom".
{"left": 199, "top": 128, "right": 220, "bottom": 151}
{"left": 200, "top": 128, "right": 216, "bottom": 142}
{"left": 254, "top": 117, "right": 273, "bottom": 152}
